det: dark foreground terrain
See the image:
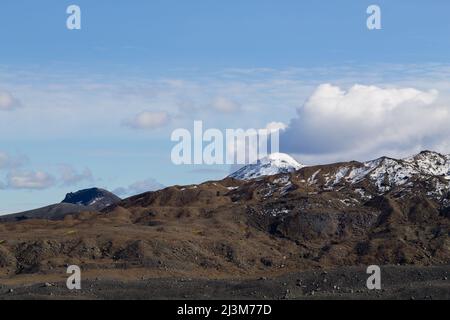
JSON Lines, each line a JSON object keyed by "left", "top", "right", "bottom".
{"left": 0, "top": 265, "right": 448, "bottom": 300}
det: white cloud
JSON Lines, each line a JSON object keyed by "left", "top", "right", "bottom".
{"left": 124, "top": 111, "right": 170, "bottom": 129}
{"left": 282, "top": 84, "right": 450, "bottom": 162}
{"left": 59, "top": 165, "right": 94, "bottom": 187}
{"left": 0, "top": 152, "right": 53, "bottom": 190}
{"left": 113, "top": 178, "right": 164, "bottom": 197}
{"left": 7, "top": 170, "right": 55, "bottom": 190}
{"left": 1, "top": 152, "right": 89, "bottom": 190}
{"left": 212, "top": 96, "right": 241, "bottom": 113}
{"left": 0, "top": 90, "right": 21, "bottom": 111}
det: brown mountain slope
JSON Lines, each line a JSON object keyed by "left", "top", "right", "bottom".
{"left": 0, "top": 158, "right": 448, "bottom": 279}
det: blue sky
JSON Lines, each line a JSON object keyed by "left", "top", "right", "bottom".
{"left": 1, "top": 0, "right": 450, "bottom": 213}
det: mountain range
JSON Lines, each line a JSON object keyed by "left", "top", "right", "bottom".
{"left": 0, "top": 150, "right": 448, "bottom": 278}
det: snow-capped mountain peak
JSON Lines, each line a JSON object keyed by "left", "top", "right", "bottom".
{"left": 403, "top": 150, "right": 450, "bottom": 176}
{"left": 229, "top": 153, "right": 304, "bottom": 180}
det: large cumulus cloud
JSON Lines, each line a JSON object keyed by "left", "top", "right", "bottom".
{"left": 281, "top": 84, "right": 450, "bottom": 162}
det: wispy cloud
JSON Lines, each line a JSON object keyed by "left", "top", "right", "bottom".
{"left": 6, "top": 170, "right": 55, "bottom": 190}
{"left": 211, "top": 96, "right": 241, "bottom": 113}
{"left": 0, "top": 151, "right": 93, "bottom": 191}
{"left": 0, "top": 152, "right": 53, "bottom": 190}
{"left": 123, "top": 111, "right": 171, "bottom": 130}
{"left": 59, "top": 165, "right": 94, "bottom": 187}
